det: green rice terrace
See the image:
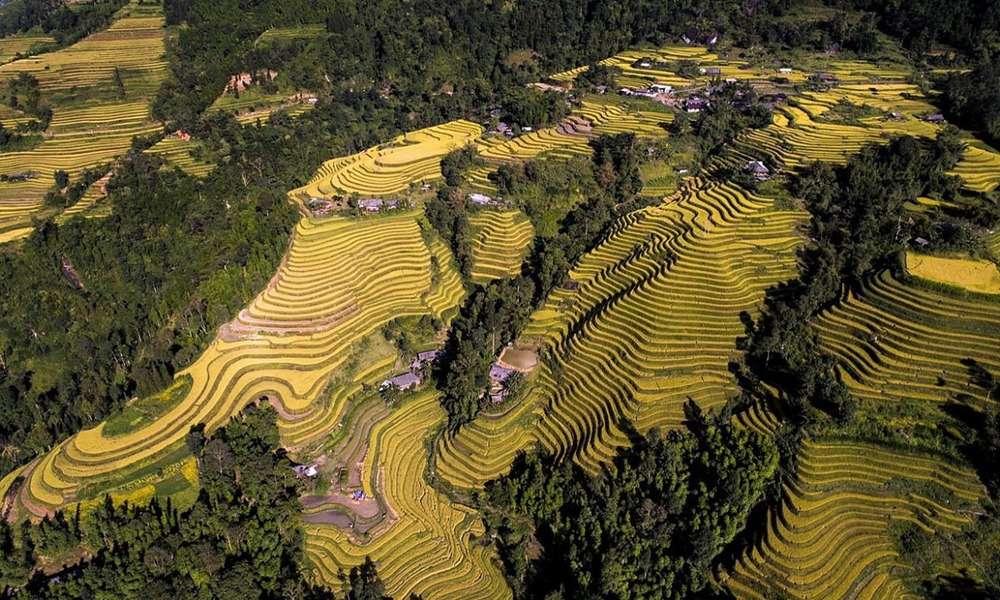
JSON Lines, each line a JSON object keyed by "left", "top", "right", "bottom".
{"left": 0, "top": 0, "right": 998, "bottom": 598}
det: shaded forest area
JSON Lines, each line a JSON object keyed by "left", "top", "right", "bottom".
{"left": 0, "top": 0, "right": 127, "bottom": 45}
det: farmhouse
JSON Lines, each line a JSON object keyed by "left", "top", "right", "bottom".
{"left": 293, "top": 464, "right": 319, "bottom": 478}
{"left": 778, "top": 67, "right": 793, "bottom": 74}
{"left": 683, "top": 28, "right": 720, "bottom": 46}
{"left": 649, "top": 83, "right": 672, "bottom": 94}
{"left": 745, "top": 160, "right": 771, "bottom": 181}
{"left": 923, "top": 113, "right": 946, "bottom": 123}
{"left": 487, "top": 364, "right": 518, "bottom": 403}
{"left": 699, "top": 66, "right": 722, "bottom": 76}
{"left": 812, "top": 72, "right": 840, "bottom": 86}
{"left": 685, "top": 96, "right": 709, "bottom": 112}
{"left": 380, "top": 372, "right": 422, "bottom": 392}
{"left": 489, "top": 364, "right": 516, "bottom": 385}
{"left": 410, "top": 349, "right": 441, "bottom": 371}
{"left": 357, "top": 198, "right": 399, "bottom": 212}
{"left": 494, "top": 122, "right": 514, "bottom": 137}
{"left": 306, "top": 197, "right": 334, "bottom": 216}
{"left": 468, "top": 192, "right": 495, "bottom": 206}
{"left": 760, "top": 93, "right": 788, "bottom": 108}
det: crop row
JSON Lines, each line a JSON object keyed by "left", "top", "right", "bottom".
{"left": 814, "top": 270, "right": 1000, "bottom": 409}
{"left": 722, "top": 438, "right": 984, "bottom": 599}
{"left": 13, "top": 212, "right": 466, "bottom": 518}
{"left": 468, "top": 210, "right": 534, "bottom": 283}
{"left": 436, "top": 177, "right": 806, "bottom": 487}
{"left": 304, "top": 392, "right": 510, "bottom": 599}
{"left": 294, "top": 120, "right": 483, "bottom": 200}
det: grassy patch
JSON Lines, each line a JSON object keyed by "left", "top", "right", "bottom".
{"left": 77, "top": 438, "right": 192, "bottom": 501}
{"left": 814, "top": 98, "right": 887, "bottom": 126}
{"left": 104, "top": 376, "right": 192, "bottom": 437}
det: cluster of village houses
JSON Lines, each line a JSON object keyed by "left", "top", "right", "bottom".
{"left": 379, "top": 349, "right": 442, "bottom": 393}
{"left": 378, "top": 347, "right": 520, "bottom": 405}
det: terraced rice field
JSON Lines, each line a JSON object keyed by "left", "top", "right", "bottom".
{"left": 468, "top": 210, "right": 534, "bottom": 283}
{"left": 0, "top": 32, "right": 54, "bottom": 65}
{"left": 292, "top": 120, "right": 484, "bottom": 200}
{"left": 466, "top": 99, "right": 670, "bottom": 192}
{"left": 0, "top": 1, "right": 167, "bottom": 240}
{"left": 436, "top": 177, "right": 805, "bottom": 487}
{"left": 7, "top": 211, "right": 465, "bottom": 520}
{"left": 56, "top": 170, "right": 112, "bottom": 222}
{"left": 815, "top": 270, "right": 1000, "bottom": 409}
{"left": 5, "top": 41, "right": 999, "bottom": 596}
{"left": 722, "top": 87, "right": 935, "bottom": 172}
{"left": 905, "top": 252, "right": 1000, "bottom": 295}
{"left": 145, "top": 136, "right": 216, "bottom": 178}
{"left": 722, "top": 84, "right": 1000, "bottom": 192}
{"left": 950, "top": 145, "right": 1000, "bottom": 192}
{"left": 722, "top": 438, "right": 985, "bottom": 599}
{"left": 598, "top": 46, "right": 747, "bottom": 89}
{"left": 304, "top": 392, "right": 509, "bottom": 599}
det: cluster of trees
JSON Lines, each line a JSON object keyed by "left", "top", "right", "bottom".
{"left": 435, "top": 135, "right": 640, "bottom": 427}
{"left": 44, "top": 165, "right": 108, "bottom": 209}
{"left": 0, "top": 0, "right": 126, "bottom": 45}
{"left": 0, "top": 120, "right": 17, "bottom": 149}
{"left": 0, "top": 405, "right": 328, "bottom": 598}
{"left": 755, "top": 11, "right": 882, "bottom": 55}
{"left": 743, "top": 131, "right": 968, "bottom": 426}
{"left": 942, "top": 61, "right": 1000, "bottom": 146}
{"left": 439, "top": 146, "right": 480, "bottom": 188}
{"left": 500, "top": 88, "right": 568, "bottom": 129}
{"left": 151, "top": 0, "right": 832, "bottom": 130}
{"left": 670, "top": 83, "right": 772, "bottom": 161}
{"left": 425, "top": 188, "right": 474, "bottom": 279}
{"left": 3, "top": 73, "right": 52, "bottom": 133}
{"left": 572, "top": 63, "right": 620, "bottom": 92}
{"left": 847, "top": 0, "right": 1000, "bottom": 57}
{"left": 492, "top": 156, "right": 596, "bottom": 238}
{"left": 483, "top": 408, "right": 778, "bottom": 599}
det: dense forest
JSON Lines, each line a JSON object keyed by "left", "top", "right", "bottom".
{"left": 0, "top": 405, "right": 328, "bottom": 598}
{"left": 483, "top": 408, "right": 777, "bottom": 598}
{"left": 0, "top": 0, "right": 127, "bottom": 45}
